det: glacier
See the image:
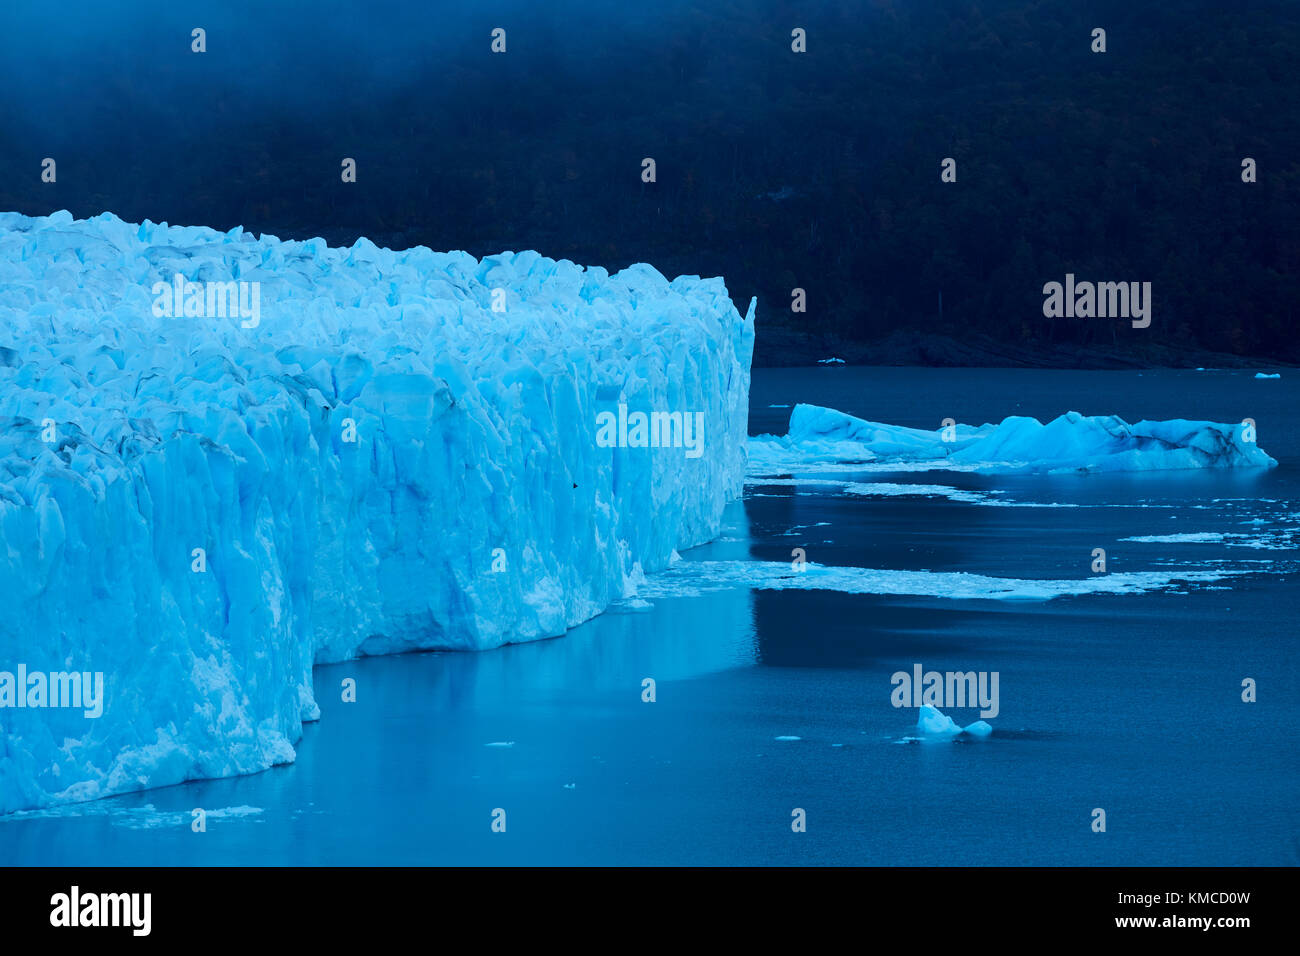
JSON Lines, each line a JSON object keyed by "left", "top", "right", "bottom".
{"left": 750, "top": 403, "right": 1277, "bottom": 475}
{"left": 0, "top": 210, "right": 755, "bottom": 813}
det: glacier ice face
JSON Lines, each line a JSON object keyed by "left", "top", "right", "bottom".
{"left": 0, "top": 210, "right": 755, "bottom": 813}
{"left": 751, "top": 403, "right": 1277, "bottom": 475}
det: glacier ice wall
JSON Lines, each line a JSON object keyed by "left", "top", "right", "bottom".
{"left": 0, "top": 210, "right": 755, "bottom": 812}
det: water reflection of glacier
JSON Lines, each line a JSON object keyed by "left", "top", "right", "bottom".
{"left": 391, "top": 501, "right": 759, "bottom": 707}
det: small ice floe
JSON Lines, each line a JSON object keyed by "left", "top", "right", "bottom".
{"left": 768, "top": 404, "right": 792, "bottom": 408}
{"left": 817, "top": 357, "right": 846, "bottom": 365}
{"left": 1121, "top": 530, "right": 1293, "bottom": 550}
{"left": 485, "top": 741, "right": 516, "bottom": 748}
{"left": 563, "top": 783, "right": 576, "bottom": 790}
{"left": 774, "top": 735, "right": 802, "bottom": 741}
{"left": 1255, "top": 372, "right": 1281, "bottom": 379}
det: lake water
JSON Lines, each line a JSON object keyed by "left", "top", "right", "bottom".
{"left": 4, "top": 367, "right": 1297, "bottom": 865}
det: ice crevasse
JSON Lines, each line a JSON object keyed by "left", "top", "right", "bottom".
{"left": 0, "top": 210, "right": 755, "bottom": 813}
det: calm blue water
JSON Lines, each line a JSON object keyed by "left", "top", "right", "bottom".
{"left": 3, "top": 367, "right": 1297, "bottom": 865}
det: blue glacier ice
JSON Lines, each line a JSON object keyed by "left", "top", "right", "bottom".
{"left": 0, "top": 210, "right": 755, "bottom": 813}
{"left": 914, "top": 705, "right": 991, "bottom": 738}
{"left": 750, "top": 403, "right": 1277, "bottom": 474}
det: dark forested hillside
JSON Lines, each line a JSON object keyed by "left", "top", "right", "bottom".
{"left": 1, "top": 0, "right": 1296, "bottom": 365}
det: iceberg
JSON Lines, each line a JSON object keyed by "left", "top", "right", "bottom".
{"left": 751, "top": 404, "right": 1276, "bottom": 474}
{"left": 0, "top": 210, "right": 755, "bottom": 813}
{"left": 913, "top": 704, "right": 990, "bottom": 738}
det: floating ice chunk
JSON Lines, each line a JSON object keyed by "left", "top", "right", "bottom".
{"left": 751, "top": 404, "right": 1277, "bottom": 475}
{"left": 631, "top": 558, "right": 1245, "bottom": 602}
{"left": 785, "top": 403, "right": 988, "bottom": 458}
{"left": 0, "top": 802, "right": 264, "bottom": 828}
{"left": 1120, "top": 531, "right": 1294, "bottom": 550}
{"left": 774, "top": 735, "right": 802, "bottom": 741}
{"left": 1255, "top": 372, "right": 1280, "bottom": 379}
{"left": 916, "top": 705, "right": 963, "bottom": 736}
{"left": 916, "top": 705, "right": 991, "bottom": 738}
{"left": 949, "top": 412, "right": 1277, "bottom": 472}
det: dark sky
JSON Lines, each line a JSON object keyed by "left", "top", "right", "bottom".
{"left": 1, "top": 1, "right": 1296, "bottom": 363}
